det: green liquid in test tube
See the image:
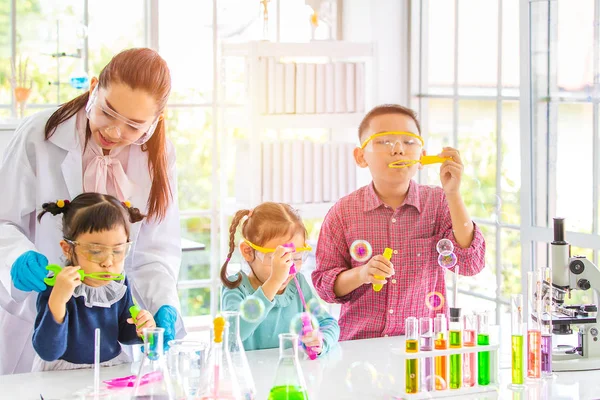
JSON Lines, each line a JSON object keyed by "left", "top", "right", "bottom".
{"left": 476, "top": 311, "right": 491, "bottom": 386}
{"left": 449, "top": 308, "right": 462, "bottom": 389}
{"left": 511, "top": 294, "right": 525, "bottom": 386}
{"left": 405, "top": 316, "right": 419, "bottom": 394}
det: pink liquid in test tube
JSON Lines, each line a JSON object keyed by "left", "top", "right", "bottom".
{"left": 463, "top": 314, "right": 477, "bottom": 387}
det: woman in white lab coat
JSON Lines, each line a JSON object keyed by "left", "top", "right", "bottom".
{"left": 0, "top": 48, "right": 184, "bottom": 374}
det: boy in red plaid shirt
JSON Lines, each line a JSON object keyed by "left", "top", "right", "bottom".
{"left": 312, "top": 104, "right": 486, "bottom": 341}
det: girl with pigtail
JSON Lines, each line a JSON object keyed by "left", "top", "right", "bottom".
{"left": 0, "top": 48, "right": 182, "bottom": 375}
{"left": 220, "top": 202, "right": 339, "bottom": 354}
{"left": 31, "top": 192, "right": 155, "bottom": 371}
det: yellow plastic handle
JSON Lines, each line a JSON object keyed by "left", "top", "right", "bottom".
{"left": 388, "top": 155, "right": 452, "bottom": 169}
{"left": 419, "top": 155, "right": 452, "bottom": 165}
{"left": 373, "top": 248, "right": 394, "bottom": 292}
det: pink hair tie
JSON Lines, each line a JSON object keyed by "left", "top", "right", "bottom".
{"left": 248, "top": 209, "right": 253, "bottom": 217}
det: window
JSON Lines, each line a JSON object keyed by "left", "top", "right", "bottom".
{"left": 526, "top": 1, "right": 600, "bottom": 284}
{"left": 2, "top": 1, "right": 145, "bottom": 114}
{"left": 411, "top": 0, "right": 521, "bottom": 323}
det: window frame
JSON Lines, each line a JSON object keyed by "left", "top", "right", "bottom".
{"left": 410, "top": 0, "right": 516, "bottom": 324}
{"left": 522, "top": 0, "right": 600, "bottom": 306}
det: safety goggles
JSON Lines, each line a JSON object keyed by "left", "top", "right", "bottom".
{"left": 85, "top": 86, "right": 160, "bottom": 145}
{"left": 243, "top": 239, "right": 312, "bottom": 266}
{"left": 360, "top": 131, "right": 424, "bottom": 154}
{"left": 65, "top": 238, "right": 133, "bottom": 264}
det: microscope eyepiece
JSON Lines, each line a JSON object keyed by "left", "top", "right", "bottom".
{"left": 553, "top": 217, "right": 567, "bottom": 244}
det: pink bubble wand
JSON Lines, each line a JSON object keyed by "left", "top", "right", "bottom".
{"left": 283, "top": 243, "right": 318, "bottom": 360}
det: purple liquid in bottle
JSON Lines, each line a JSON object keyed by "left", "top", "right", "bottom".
{"left": 541, "top": 334, "right": 552, "bottom": 373}
{"left": 421, "top": 335, "right": 434, "bottom": 391}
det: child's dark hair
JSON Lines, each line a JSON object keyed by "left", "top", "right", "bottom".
{"left": 358, "top": 104, "right": 422, "bottom": 142}
{"left": 220, "top": 202, "right": 308, "bottom": 289}
{"left": 37, "top": 193, "right": 145, "bottom": 241}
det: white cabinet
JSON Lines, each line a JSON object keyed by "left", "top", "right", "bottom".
{"left": 219, "top": 41, "right": 375, "bottom": 223}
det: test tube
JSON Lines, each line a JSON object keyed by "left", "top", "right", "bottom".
{"left": 463, "top": 313, "right": 477, "bottom": 387}
{"left": 434, "top": 314, "right": 448, "bottom": 390}
{"left": 449, "top": 308, "right": 462, "bottom": 389}
{"left": 405, "top": 317, "right": 419, "bottom": 394}
{"left": 511, "top": 294, "right": 525, "bottom": 386}
{"left": 527, "top": 271, "right": 542, "bottom": 379}
{"left": 94, "top": 328, "right": 100, "bottom": 395}
{"left": 477, "top": 311, "right": 490, "bottom": 386}
{"left": 540, "top": 267, "right": 553, "bottom": 378}
{"left": 419, "top": 317, "right": 434, "bottom": 392}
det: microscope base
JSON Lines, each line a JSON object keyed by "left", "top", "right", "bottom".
{"left": 552, "top": 356, "right": 600, "bottom": 372}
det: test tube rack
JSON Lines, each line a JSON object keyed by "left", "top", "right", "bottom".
{"left": 390, "top": 343, "right": 500, "bottom": 399}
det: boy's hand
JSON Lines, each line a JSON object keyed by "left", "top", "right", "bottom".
{"left": 49, "top": 266, "right": 82, "bottom": 304}
{"left": 439, "top": 147, "right": 464, "bottom": 195}
{"left": 127, "top": 309, "right": 156, "bottom": 337}
{"left": 301, "top": 330, "right": 323, "bottom": 355}
{"left": 267, "top": 246, "right": 293, "bottom": 286}
{"left": 359, "top": 255, "right": 395, "bottom": 285}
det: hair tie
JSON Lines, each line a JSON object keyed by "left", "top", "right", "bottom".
{"left": 57, "top": 199, "right": 70, "bottom": 208}
{"left": 122, "top": 201, "right": 132, "bottom": 208}
{"left": 248, "top": 209, "right": 253, "bottom": 217}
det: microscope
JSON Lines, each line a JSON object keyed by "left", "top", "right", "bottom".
{"left": 550, "top": 217, "right": 600, "bottom": 371}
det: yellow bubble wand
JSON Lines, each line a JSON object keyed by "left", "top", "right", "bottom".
{"left": 373, "top": 248, "right": 394, "bottom": 292}
{"left": 388, "top": 155, "right": 452, "bottom": 169}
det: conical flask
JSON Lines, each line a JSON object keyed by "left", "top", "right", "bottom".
{"left": 268, "top": 333, "right": 309, "bottom": 400}
{"left": 131, "top": 327, "right": 177, "bottom": 399}
{"left": 197, "top": 316, "right": 242, "bottom": 400}
{"left": 222, "top": 311, "right": 256, "bottom": 400}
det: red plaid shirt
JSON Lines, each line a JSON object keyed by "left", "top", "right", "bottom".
{"left": 312, "top": 180, "right": 486, "bottom": 341}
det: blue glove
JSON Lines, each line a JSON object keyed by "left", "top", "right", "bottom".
{"left": 155, "top": 305, "right": 178, "bottom": 350}
{"left": 10, "top": 250, "right": 48, "bottom": 292}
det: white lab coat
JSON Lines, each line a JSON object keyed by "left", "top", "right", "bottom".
{"left": 0, "top": 109, "right": 185, "bottom": 375}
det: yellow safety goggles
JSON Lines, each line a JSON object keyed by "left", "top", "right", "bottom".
{"left": 360, "top": 131, "right": 451, "bottom": 168}
{"left": 360, "top": 131, "right": 425, "bottom": 152}
{"left": 243, "top": 239, "right": 312, "bottom": 264}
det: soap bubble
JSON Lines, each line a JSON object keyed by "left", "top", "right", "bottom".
{"left": 350, "top": 240, "right": 373, "bottom": 263}
{"left": 306, "top": 298, "right": 328, "bottom": 319}
{"left": 436, "top": 238, "right": 454, "bottom": 256}
{"left": 345, "top": 362, "right": 378, "bottom": 395}
{"left": 289, "top": 312, "right": 319, "bottom": 337}
{"left": 239, "top": 296, "right": 265, "bottom": 322}
{"left": 375, "top": 371, "right": 396, "bottom": 396}
{"left": 425, "top": 291, "right": 445, "bottom": 311}
{"left": 438, "top": 252, "right": 458, "bottom": 269}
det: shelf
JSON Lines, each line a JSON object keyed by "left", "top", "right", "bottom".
{"left": 256, "top": 112, "right": 365, "bottom": 130}
{"left": 0, "top": 123, "right": 19, "bottom": 131}
{"left": 223, "top": 201, "right": 336, "bottom": 219}
{"left": 222, "top": 41, "right": 374, "bottom": 58}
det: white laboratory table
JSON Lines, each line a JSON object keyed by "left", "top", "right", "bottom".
{"left": 1, "top": 336, "right": 599, "bottom": 400}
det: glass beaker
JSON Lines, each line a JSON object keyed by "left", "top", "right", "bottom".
{"left": 197, "top": 316, "right": 242, "bottom": 400}
{"left": 167, "top": 339, "right": 208, "bottom": 398}
{"left": 268, "top": 333, "right": 309, "bottom": 400}
{"left": 222, "top": 311, "right": 257, "bottom": 399}
{"left": 131, "top": 327, "right": 177, "bottom": 399}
